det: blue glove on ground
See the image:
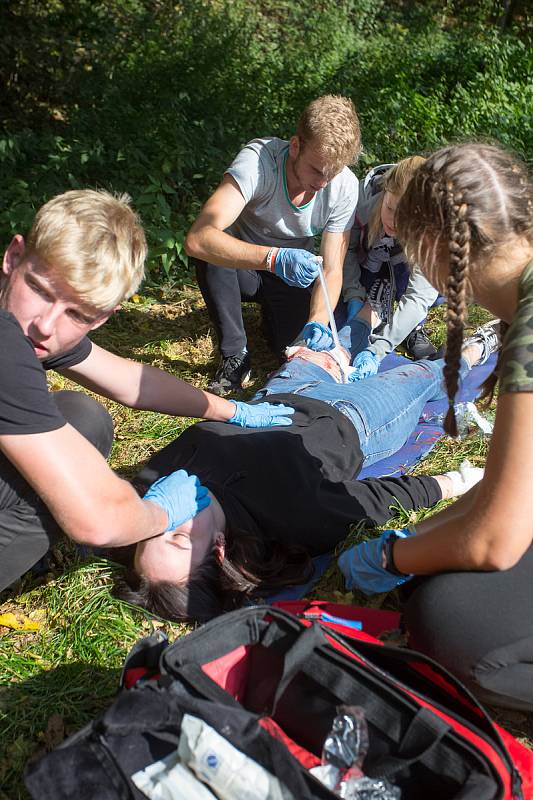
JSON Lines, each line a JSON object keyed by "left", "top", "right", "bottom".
{"left": 302, "top": 321, "right": 334, "bottom": 351}
{"left": 228, "top": 400, "right": 294, "bottom": 428}
{"left": 338, "top": 529, "right": 414, "bottom": 595}
{"left": 349, "top": 349, "right": 380, "bottom": 381}
{"left": 144, "top": 469, "right": 211, "bottom": 532}
{"left": 346, "top": 299, "right": 365, "bottom": 321}
{"left": 274, "top": 248, "right": 320, "bottom": 288}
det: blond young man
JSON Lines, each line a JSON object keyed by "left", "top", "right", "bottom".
{"left": 186, "top": 95, "right": 361, "bottom": 395}
{"left": 0, "top": 190, "right": 294, "bottom": 591}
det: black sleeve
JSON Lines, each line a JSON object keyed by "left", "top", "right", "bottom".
{"left": 0, "top": 313, "right": 66, "bottom": 435}
{"left": 343, "top": 475, "right": 442, "bottom": 527}
{"left": 42, "top": 337, "right": 92, "bottom": 371}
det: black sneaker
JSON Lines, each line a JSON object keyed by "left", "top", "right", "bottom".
{"left": 404, "top": 326, "right": 438, "bottom": 360}
{"left": 462, "top": 320, "right": 501, "bottom": 365}
{"left": 208, "top": 351, "right": 252, "bottom": 396}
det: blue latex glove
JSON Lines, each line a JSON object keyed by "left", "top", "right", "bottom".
{"left": 274, "top": 248, "right": 320, "bottom": 288}
{"left": 346, "top": 299, "right": 365, "bottom": 321}
{"left": 302, "top": 321, "right": 334, "bottom": 352}
{"left": 349, "top": 349, "right": 380, "bottom": 381}
{"left": 228, "top": 400, "right": 294, "bottom": 428}
{"left": 144, "top": 470, "right": 211, "bottom": 532}
{"left": 338, "top": 529, "right": 414, "bottom": 595}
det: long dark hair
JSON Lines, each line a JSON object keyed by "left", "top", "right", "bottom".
{"left": 115, "top": 528, "right": 312, "bottom": 623}
{"left": 396, "top": 143, "right": 532, "bottom": 436}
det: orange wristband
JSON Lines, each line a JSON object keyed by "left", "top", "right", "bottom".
{"left": 266, "top": 247, "right": 279, "bottom": 272}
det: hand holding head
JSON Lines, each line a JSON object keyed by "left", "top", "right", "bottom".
{"left": 143, "top": 469, "right": 211, "bottom": 533}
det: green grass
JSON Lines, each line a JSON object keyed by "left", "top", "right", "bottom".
{"left": 1, "top": 288, "right": 532, "bottom": 799}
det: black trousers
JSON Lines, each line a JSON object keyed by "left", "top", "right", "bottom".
{"left": 0, "top": 391, "right": 114, "bottom": 592}
{"left": 404, "top": 545, "right": 533, "bottom": 711}
{"left": 195, "top": 260, "right": 311, "bottom": 359}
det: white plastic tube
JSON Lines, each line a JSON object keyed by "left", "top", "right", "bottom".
{"left": 314, "top": 257, "right": 347, "bottom": 382}
{"left": 315, "top": 258, "right": 341, "bottom": 351}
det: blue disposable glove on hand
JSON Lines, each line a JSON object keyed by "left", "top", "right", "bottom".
{"left": 338, "top": 529, "right": 414, "bottom": 595}
{"left": 349, "top": 349, "right": 380, "bottom": 381}
{"left": 303, "top": 321, "right": 334, "bottom": 351}
{"left": 274, "top": 248, "right": 320, "bottom": 288}
{"left": 144, "top": 469, "right": 211, "bottom": 532}
{"left": 228, "top": 400, "right": 294, "bottom": 428}
{"left": 346, "top": 299, "right": 365, "bottom": 321}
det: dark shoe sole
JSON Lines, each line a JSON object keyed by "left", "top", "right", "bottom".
{"left": 208, "top": 369, "right": 252, "bottom": 397}
{"left": 405, "top": 346, "right": 438, "bottom": 361}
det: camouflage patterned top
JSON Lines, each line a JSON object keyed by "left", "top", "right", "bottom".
{"left": 499, "top": 260, "right": 533, "bottom": 394}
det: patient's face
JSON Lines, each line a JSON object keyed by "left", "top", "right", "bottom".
{"left": 134, "top": 493, "right": 225, "bottom": 584}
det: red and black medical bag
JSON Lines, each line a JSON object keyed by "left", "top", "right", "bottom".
{"left": 25, "top": 603, "right": 533, "bottom": 799}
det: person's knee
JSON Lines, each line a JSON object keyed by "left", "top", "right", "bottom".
{"left": 404, "top": 574, "right": 533, "bottom": 710}
{"left": 471, "top": 639, "right": 533, "bottom": 711}
{"left": 53, "top": 391, "right": 114, "bottom": 458}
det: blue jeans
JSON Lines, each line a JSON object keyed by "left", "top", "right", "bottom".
{"left": 254, "top": 357, "right": 469, "bottom": 467}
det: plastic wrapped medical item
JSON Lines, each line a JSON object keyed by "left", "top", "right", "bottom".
{"left": 421, "top": 401, "right": 493, "bottom": 437}
{"left": 310, "top": 707, "right": 401, "bottom": 799}
{"left": 323, "top": 706, "right": 369, "bottom": 772}
{"left": 132, "top": 713, "right": 294, "bottom": 800}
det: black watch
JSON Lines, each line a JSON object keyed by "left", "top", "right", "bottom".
{"left": 383, "top": 532, "right": 405, "bottom": 576}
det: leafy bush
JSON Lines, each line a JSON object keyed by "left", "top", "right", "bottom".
{"left": 0, "top": 0, "right": 530, "bottom": 283}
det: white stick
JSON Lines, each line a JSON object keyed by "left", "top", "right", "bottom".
{"left": 314, "top": 258, "right": 346, "bottom": 382}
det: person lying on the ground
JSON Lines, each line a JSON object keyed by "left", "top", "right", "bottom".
{"left": 116, "top": 326, "right": 496, "bottom": 622}
{"left": 339, "top": 143, "right": 533, "bottom": 711}
{"left": 308, "top": 158, "right": 439, "bottom": 373}
{"left": 0, "top": 190, "right": 294, "bottom": 592}
{"left": 185, "top": 95, "right": 361, "bottom": 395}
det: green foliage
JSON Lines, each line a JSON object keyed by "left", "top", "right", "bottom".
{"left": 0, "top": 0, "right": 530, "bottom": 284}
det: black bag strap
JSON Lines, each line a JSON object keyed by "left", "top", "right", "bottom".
{"left": 272, "top": 623, "right": 327, "bottom": 713}
{"left": 165, "top": 663, "right": 243, "bottom": 709}
{"left": 365, "top": 707, "right": 451, "bottom": 779}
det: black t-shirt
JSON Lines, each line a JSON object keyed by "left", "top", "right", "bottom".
{"left": 135, "top": 393, "right": 439, "bottom": 555}
{"left": 0, "top": 311, "right": 91, "bottom": 435}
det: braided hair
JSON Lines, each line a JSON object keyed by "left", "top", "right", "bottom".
{"left": 396, "top": 143, "right": 532, "bottom": 436}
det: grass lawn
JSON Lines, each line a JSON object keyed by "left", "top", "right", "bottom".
{"left": 0, "top": 284, "right": 531, "bottom": 798}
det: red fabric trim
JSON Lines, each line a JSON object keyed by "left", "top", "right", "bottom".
{"left": 123, "top": 666, "right": 159, "bottom": 689}
{"left": 201, "top": 645, "right": 251, "bottom": 703}
{"left": 496, "top": 725, "right": 533, "bottom": 798}
{"left": 273, "top": 600, "right": 400, "bottom": 639}
{"left": 259, "top": 717, "right": 321, "bottom": 770}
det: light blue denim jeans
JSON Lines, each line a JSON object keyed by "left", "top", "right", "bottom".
{"left": 254, "top": 356, "right": 469, "bottom": 467}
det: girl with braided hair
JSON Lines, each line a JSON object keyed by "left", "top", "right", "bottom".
{"left": 339, "top": 143, "right": 533, "bottom": 711}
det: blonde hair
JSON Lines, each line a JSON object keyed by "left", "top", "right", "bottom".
{"left": 296, "top": 95, "right": 361, "bottom": 175}
{"left": 367, "top": 156, "right": 427, "bottom": 246}
{"left": 26, "top": 189, "right": 147, "bottom": 311}
{"left": 396, "top": 143, "right": 532, "bottom": 436}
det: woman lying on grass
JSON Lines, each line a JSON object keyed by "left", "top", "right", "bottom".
{"left": 339, "top": 143, "right": 533, "bottom": 711}
{"left": 119, "top": 330, "right": 494, "bottom": 625}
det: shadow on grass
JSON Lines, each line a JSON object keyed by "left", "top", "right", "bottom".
{"left": 0, "top": 661, "right": 121, "bottom": 800}
{"left": 91, "top": 291, "right": 281, "bottom": 391}
{"left": 91, "top": 301, "right": 214, "bottom": 363}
